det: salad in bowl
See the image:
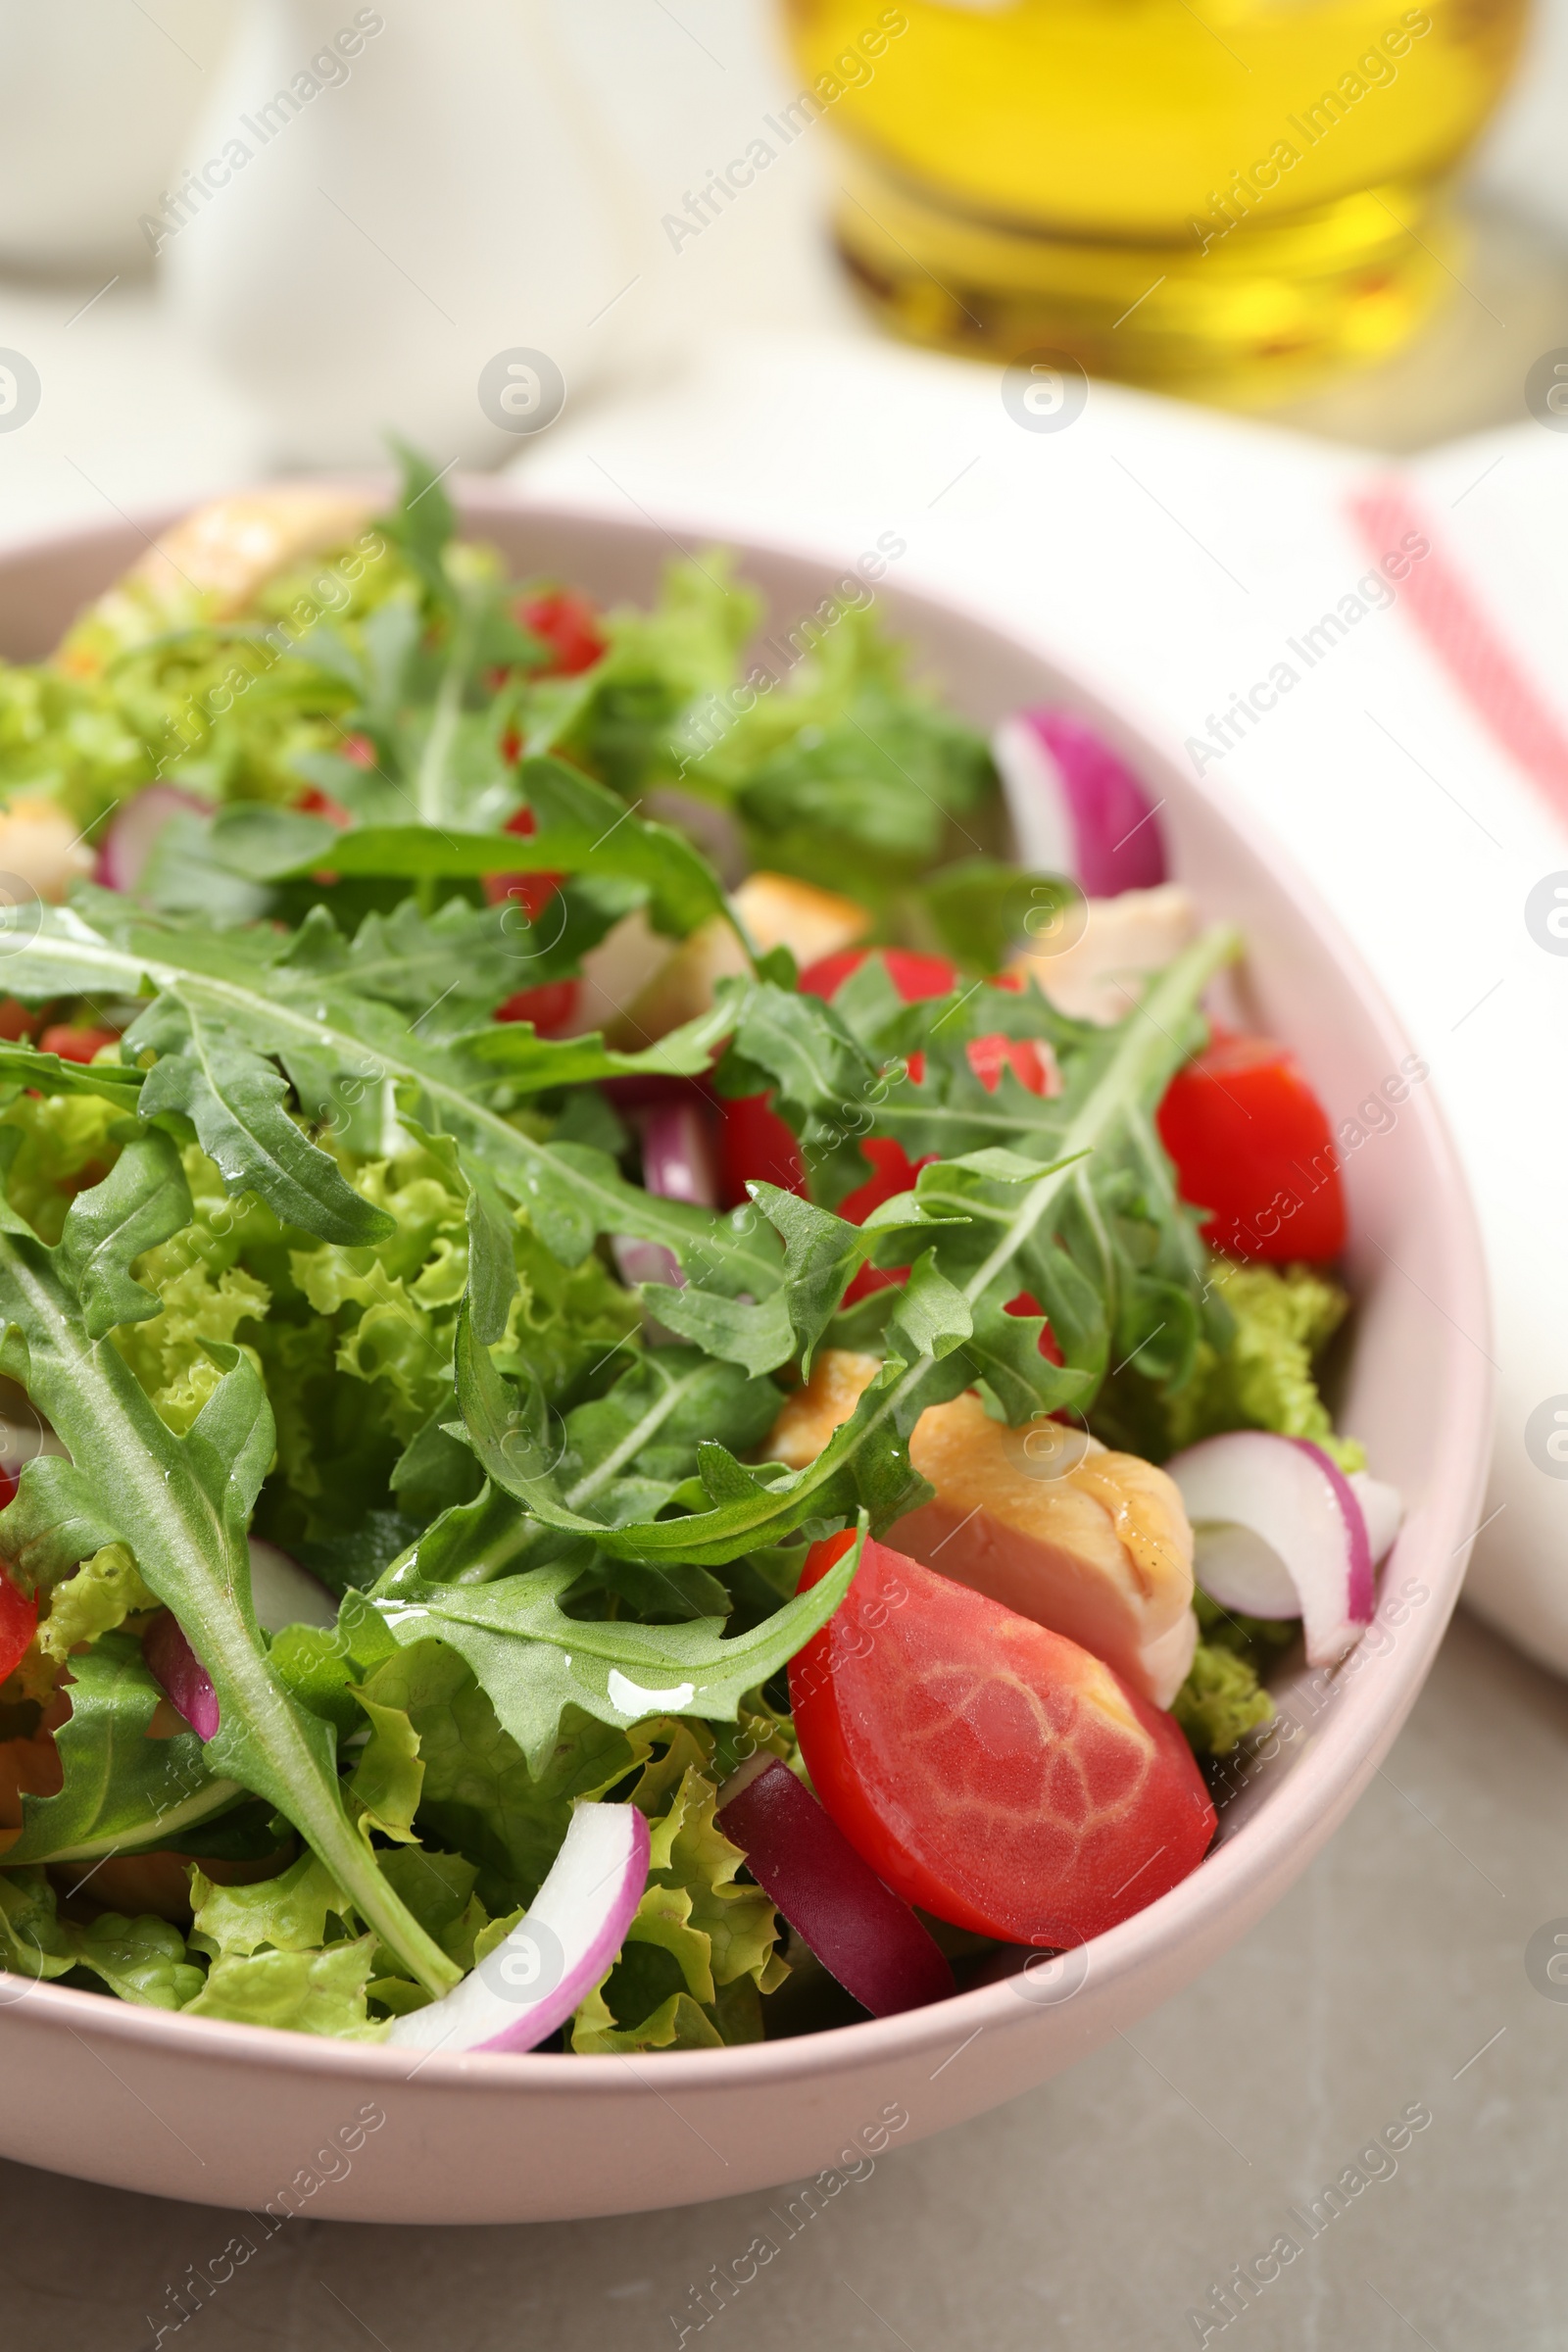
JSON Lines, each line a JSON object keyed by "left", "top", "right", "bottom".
{"left": 0, "top": 451, "right": 1409, "bottom": 2066}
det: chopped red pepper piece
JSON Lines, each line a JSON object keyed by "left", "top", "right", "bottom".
{"left": 517, "top": 589, "right": 607, "bottom": 677}
{"left": 716, "top": 1093, "right": 806, "bottom": 1208}
{"left": 964, "top": 1033, "right": 1059, "bottom": 1097}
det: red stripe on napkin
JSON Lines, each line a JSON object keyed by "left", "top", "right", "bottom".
{"left": 1349, "top": 479, "right": 1568, "bottom": 827}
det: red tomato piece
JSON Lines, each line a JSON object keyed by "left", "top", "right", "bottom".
{"left": 495, "top": 979, "right": 578, "bottom": 1035}
{"left": 39, "top": 1025, "right": 117, "bottom": 1066}
{"left": 517, "top": 589, "right": 607, "bottom": 677}
{"left": 1156, "top": 1030, "right": 1347, "bottom": 1261}
{"left": 299, "top": 784, "right": 352, "bottom": 827}
{"left": 799, "top": 948, "right": 956, "bottom": 1004}
{"left": 965, "top": 1033, "right": 1059, "bottom": 1097}
{"left": 338, "top": 734, "right": 375, "bottom": 769}
{"left": 0, "top": 1001, "right": 39, "bottom": 1044}
{"left": 0, "top": 1561, "right": 36, "bottom": 1685}
{"left": 791, "top": 1531, "right": 1215, "bottom": 1945}
{"left": 717, "top": 1092, "right": 807, "bottom": 1208}
{"left": 483, "top": 805, "right": 563, "bottom": 923}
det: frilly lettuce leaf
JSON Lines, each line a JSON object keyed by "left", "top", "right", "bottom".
{"left": 181, "top": 1937, "right": 386, "bottom": 2037}
{"left": 0, "top": 1865, "right": 203, "bottom": 2008}
{"left": 64, "top": 1912, "right": 204, "bottom": 2009}
{"left": 571, "top": 1725, "right": 785, "bottom": 2054}
{"left": 5, "top": 1631, "right": 233, "bottom": 1865}
{"left": 36, "top": 1542, "right": 157, "bottom": 1662}
{"left": 189, "top": 1851, "right": 351, "bottom": 1957}
{"left": 352, "top": 1640, "right": 650, "bottom": 1913}
{"left": 0, "top": 1089, "right": 122, "bottom": 1246}
{"left": 1094, "top": 1258, "right": 1363, "bottom": 1471}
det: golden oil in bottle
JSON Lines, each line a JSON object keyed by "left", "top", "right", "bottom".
{"left": 786, "top": 0, "right": 1527, "bottom": 403}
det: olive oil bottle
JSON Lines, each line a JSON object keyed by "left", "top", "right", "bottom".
{"left": 786, "top": 0, "right": 1527, "bottom": 403}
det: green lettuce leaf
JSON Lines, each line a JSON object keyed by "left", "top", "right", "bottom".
{"left": 5, "top": 1631, "right": 235, "bottom": 1864}
{"left": 352, "top": 1642, "right": 650, "bottom": 1912}
{"left": 36, "top": 1542, "right": 157, "bottom": 1662}
{"left": 0, "top": 1140, "right": 460, "bottom": 1996}
{"left": 181, "top": 1937, "right": 386, "bottom": 2036}
{"left": 1094, "top": 1258, "right": 1363, "bottom": 1470}
{"left": 571, "top": 1724, "right": 784, "bottom": 2053}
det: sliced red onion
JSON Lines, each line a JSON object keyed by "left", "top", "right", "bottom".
{"left": 639, "top": 1101, "right": 717, "bottom": 1208}
{"left": 143, "top": 1609, "right": 220, "bottom": 1741}
{"left": 716, "top": 1755, "right": 955, "bottom": 2017}
{"left": 611, "top": 1234, "right": 684, "bottom": 1292}
{"left": 1169, "top": 1431, "right": 1375, "bottom": 1667}
{"left": 247, "top": 1539, "right": 338, "bottom": 1634}
{"left": 993, "top": 710, "right": 1166, "bottom": 898}
{"left": 611, "top": 1100, "right": 717, "bottom": 1296}
{"left": 387, "top": 1800, "right": 651, "bottom": 2055}
{"left": 94, "top": 786, "right": 211, "bottom": 895}
{"left": 1349, "top": 1471, "right": 1403, "bottom": 1565}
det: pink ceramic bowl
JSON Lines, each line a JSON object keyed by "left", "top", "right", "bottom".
{"left": 0, "top": 485, "right": 1491, "bottom": 2224}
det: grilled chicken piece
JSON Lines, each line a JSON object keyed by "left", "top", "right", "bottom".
{"left": 0, "top": 799, "right": 95, "bottom": 902}
{"left": 1010, "top": 882, "right": 1198, "bottom": 1026}
{"left": 598, "top": 872, "right": 871, "bottom": 1049}
{"left": 765, "top": 1348, "right": 882, "bottom": 1472}
{"left": 56, "top": 484, "right": 378, "bottom": 680}
{"left": 763, "top": 1357, "right": 1197, "bottom": 1707}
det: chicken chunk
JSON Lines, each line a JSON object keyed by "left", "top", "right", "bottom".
{"left": 897, "top": 1394, "right": 1197, "bottom": 1705}
{"left": 763, "top": 1360, "right": 1197, "bottom": 1707}
{"left": 1010, "top": 882, "right": 1198, "bottom": 1026}
{"left": 765, "top": 1348, "right": 881, "bottom": 1471}
{"left": 600, "top": 871, "right": 871, "bottom": 1049}
{"left": 57, "top": 484, "right": 379, "bottom": 679}
{"left": 0, "top": 799, "right": 95, "bottom": 903}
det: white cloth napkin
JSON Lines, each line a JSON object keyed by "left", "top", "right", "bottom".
{"left": 509, "top": 331, "right": 1568, "bottom": 1675}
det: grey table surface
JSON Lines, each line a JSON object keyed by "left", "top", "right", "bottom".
{"left": 5, "top": 1603, "right": 1564, "bottom": 2352}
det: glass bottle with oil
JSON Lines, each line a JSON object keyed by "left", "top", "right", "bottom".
{"left": 785, "top": 0, "right": 1527, "bottom": 403}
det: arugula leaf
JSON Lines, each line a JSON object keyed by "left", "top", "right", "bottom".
{"left": 458, "top": 928, "right": 1238, "bottom": 1566}
{"left": 0, "top": 903, "right": 771, "bottom": 1298}
{"left": 257, "top": 755, "right": 729, "bottom": 942}
{"left": 354, "top": 1517, "right": 864, "bottom": 1774}
{"left": 4, "top": 1632, "right": 236, "bottom": 1865}
{"left": 0, "top": 1148, "right": 460, "bottom": 1996}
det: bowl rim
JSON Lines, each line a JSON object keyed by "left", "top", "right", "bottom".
{"left": 0, "top": 480, "right": 1494, "bottom": 2098}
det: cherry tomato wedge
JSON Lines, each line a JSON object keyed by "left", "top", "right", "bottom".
{"left": 1156, "top": 1030, "right": 1346, "bottom": 1261}
{"left": 0, "top": 1561, "right": 37, "bottom": 1686}
{"left": 799, "top": 948, "right": 956, "bottom": 1004}
{"left": 482, "top": 805, "right": 563, "bottom": 925}
{"left": 791, "top": 1530, "right": 1215, "bottom": 1946}
{"left": 517, "top": 588, "right": 607, "bottom": 677}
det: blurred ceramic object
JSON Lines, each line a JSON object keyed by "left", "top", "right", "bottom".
{"left": 160, "top": 0, "right": 649, "bottom": 465}
{"left": 0, "top": 0, "right": 234, "bottom": 276}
